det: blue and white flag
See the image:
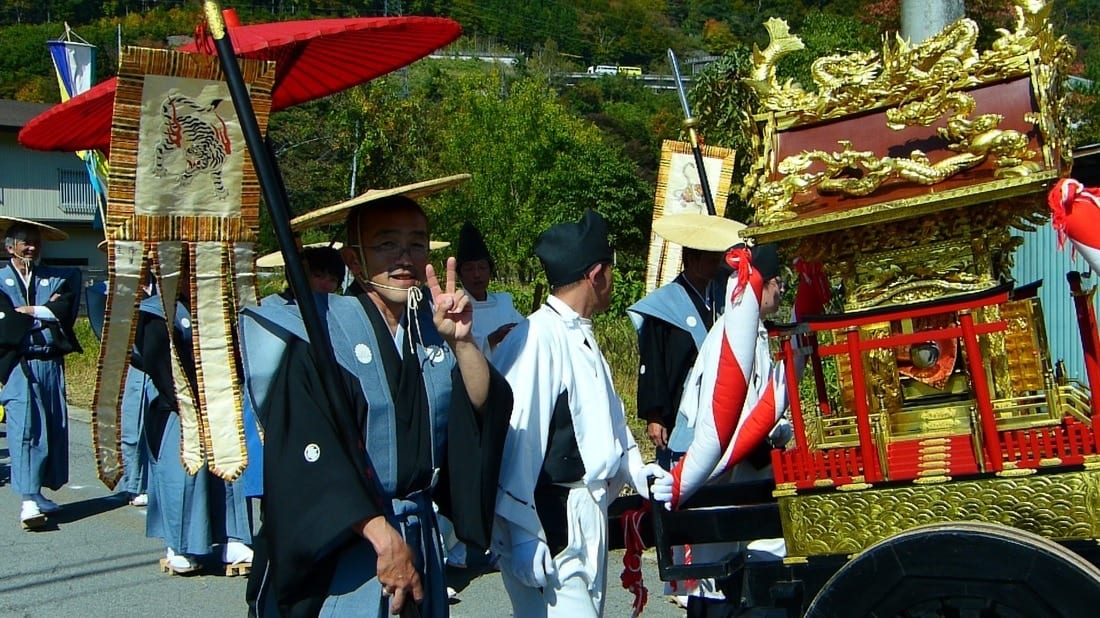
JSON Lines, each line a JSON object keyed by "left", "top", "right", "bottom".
{"left": 48, "top": 34, "right": 108, "bottom": 229}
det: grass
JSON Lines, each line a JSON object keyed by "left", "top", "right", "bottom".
{"left": 66, "top": 317, "right": 100, "bottom": 410}
{"left": 594, "top": 313, "right": 656, "bottom": 463}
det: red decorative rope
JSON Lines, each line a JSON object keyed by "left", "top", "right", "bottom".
{"left": 724, "top": 246, "right": 753, "bottom": 302}
{"left": 1049, "top": 177, "right": 1079, "bottom": 250}
{"left": 669, "top": 543, "right": 699, "bottom": 594}
{"left": 620, "top": 502, "right": 651, "bottom": 617}
{"left": 193, "top": 20, "right": 215, "bottom": 55}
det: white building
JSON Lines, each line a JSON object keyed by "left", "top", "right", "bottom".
{"left": 0, "top": 99, "right": 106, "bottom": 283}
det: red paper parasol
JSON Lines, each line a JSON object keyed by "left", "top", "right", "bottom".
{"left": 19, "top": 14, "right": 460, "bottom": 153}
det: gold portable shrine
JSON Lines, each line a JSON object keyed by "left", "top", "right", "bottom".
{"left": 735, "top": 1, "right": 1095, "bottom": 561}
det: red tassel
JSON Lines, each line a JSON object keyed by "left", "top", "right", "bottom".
{"left": 793, "top": 258, "right": 830, "bottom": 320}
{"left": 724, "top": 246, "right": 753, "bottom": 301}
{"left": 1049, "top": 178, "right": 1079, "bottom": 251}
{"left": 620, "top": 502, "right": 651, "bottom": 617}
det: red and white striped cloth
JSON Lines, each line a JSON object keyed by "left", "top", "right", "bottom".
{"left": 1049, "top": 178, "right": 1100, "bottom": 274}
{"left": 666, "top": 246, "right": 789, "bottom": 509}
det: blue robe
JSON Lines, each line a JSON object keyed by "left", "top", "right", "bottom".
{"left": 240, "top": 292, "right": 511, "bottom": 617}
{"left": 139, "top": 297, "right": 251, "bottom": 553}
{"left": 237, "top": 292, "right": 294, "bottom": 500}
{"left": 85, "top": 280, "right": 107, "bottom": 341}
{"left": 0, "top": 263, "right": 81, "bottom": 496}
{"left": 116, "top": 363, "right": 154, "bottom": 496}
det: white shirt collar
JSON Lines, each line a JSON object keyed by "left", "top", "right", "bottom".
{"left": 546, "top": 294, "right": 580, "bottom": 321}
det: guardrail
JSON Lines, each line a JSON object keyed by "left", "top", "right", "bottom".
{"left": 561, "top": 72, "right": 688, "bottom": 90}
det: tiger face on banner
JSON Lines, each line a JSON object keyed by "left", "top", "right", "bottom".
{"left": 92, "top": 46, "right": 274, "bottom": 487}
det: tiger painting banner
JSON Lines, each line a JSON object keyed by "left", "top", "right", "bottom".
{"left": 134, "top": 75, "right": 247, "bottom": 218}
{"left": 91, "top": 47, "right": 275, "bottom": 487}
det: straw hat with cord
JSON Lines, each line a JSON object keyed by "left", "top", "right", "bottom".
{"left": 288, "top": 174, "right": 469, "bottom": 298}
{"left": 256, "top": 240, "right": 450, "bottom": 269}
{"left": 0, "top": 216, "right": 68, "bottom": 242}
{"left": 651, "top": 212, "right": 746, "bottom": 253}
{"left": 289, "top": 174, "right": 471, "bottom": 231}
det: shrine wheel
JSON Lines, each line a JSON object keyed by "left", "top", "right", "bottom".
{"left": 805, "top": 521, "right": 1100, "bottom": 617}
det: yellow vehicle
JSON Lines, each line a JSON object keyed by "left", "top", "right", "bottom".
{"left": 616, "top": 65, "right": 642, "bottom": 76}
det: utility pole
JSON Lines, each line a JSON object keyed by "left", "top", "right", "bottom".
{"left": 900, "top": 0, "right": 965, "bottom": 44}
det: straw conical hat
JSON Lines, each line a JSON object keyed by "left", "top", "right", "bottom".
{"left": 256, "top": 241, "right": 344, "bottom": 268}
{"left": 290, "top": 174, "right": 471, "bottom": 231}
{"left": 0, "top": 216, "right": 68, "bottom": 241}
{"left": 652, "top": 213, "right": 746, "bottom": 252}
{"left": 256, "top": 240, "right": 449, "bottom": 268}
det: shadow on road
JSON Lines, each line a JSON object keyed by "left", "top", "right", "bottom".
{"left": 48, "top": 493, "right": 129, "bottom": 524}
{"left": 0, "top": 546, "right": 162, "bottom": 593}
{"left": 445, "top": 549, "right": 499, "bottom": 605}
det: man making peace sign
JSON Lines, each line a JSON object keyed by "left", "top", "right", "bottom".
{"left": 240, "top": 179, "right": 512, "bottom": 617}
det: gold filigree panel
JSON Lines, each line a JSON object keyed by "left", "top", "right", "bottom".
{"left": 999, "top": 299, "right": 1048, "bottom": 395}
{"left": 789, "top": 198, "right": 1045, "bottom": 290}
{"left": 848, "top": 239, "right": 991, "bottom": 310}
{"left": 740, "top": 0, "right": 1072, "bottom": 243}
{"left": 744, "top": 2, "right": 1073, "bottom": 129}
{"left": 780, "top": 470, "right": 1100, "bottom": 559}
{"left": 861, "top": 322, "right": 901, "bottom": 414}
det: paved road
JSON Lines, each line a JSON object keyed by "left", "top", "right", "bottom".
{"left": 0, "top": 409, "right": 685, "bottom": 617}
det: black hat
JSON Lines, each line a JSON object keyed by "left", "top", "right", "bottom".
{"left": 750, "top": 243, "right": 780, "bottom": 281}
{"left": 301, "top": 246, "right": 346, "bottom": 282}
{"left": 457, "top": 222, "right": 494, "bottom": 270}
{"left": 536, "top": 210, "right": 613, "bottom": 287}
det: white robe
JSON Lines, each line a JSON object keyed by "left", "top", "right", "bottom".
{"left": 470, "top": 291, "right": 524, "bottom": 358}
{"left": 492, "top": 295, "right": 647, "bottom": 616}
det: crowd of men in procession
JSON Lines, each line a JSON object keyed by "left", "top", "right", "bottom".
{"left": 0, "top": 184, "right": 799, "bottom": 617}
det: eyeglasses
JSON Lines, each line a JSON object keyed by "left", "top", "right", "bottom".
{"left": 362, "top": 241, "right": 429, "bottom": 261}
{"left": 769, "top": 276, "right": 786, "bottom": 292}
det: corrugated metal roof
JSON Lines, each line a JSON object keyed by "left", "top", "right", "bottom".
{"left": 0, "top": 100, "right": 53, "bottom": 131}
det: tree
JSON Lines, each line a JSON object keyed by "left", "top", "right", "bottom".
{"left": 264, "top": 61, "right": 654, "bottom": 284}
{"left": 557, "top": 72, "right": 680, "bottom": 183}
{"left": 701, "top": 19, "right": 737, "bottom": 54}
{"left": 421, "top": 67, "right": 653, "bottom": 280}
{"left": 689, "top": 47, "right": 757, "bottom": 222}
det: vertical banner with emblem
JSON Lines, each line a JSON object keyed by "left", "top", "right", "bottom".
{"left": 645, "top": 140, "right": 737, "bottom": 293}
{"left": 92, "top": 47, "right": 273, "bottom": 486}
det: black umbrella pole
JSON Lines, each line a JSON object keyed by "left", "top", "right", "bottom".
{"left": 200, "top": 1, "right": 388, "bottom": 510}
{"left": 668, "top": 48, "right": 717, "bottom": 217}
{"left": 685, "top": 122, "right": 717, "bottom": 216}
{"left": 200, "top": 2, "right": 318, "bottom": 338}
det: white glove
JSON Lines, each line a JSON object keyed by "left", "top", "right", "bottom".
{"left": 634, "top": 462, "right": 670, "bottom": 500}
{"left": 510, "top": 537, "right": 557, "bottom": 588}
{"left": 650, "top": 467, "right": 674, "bottom": 510}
